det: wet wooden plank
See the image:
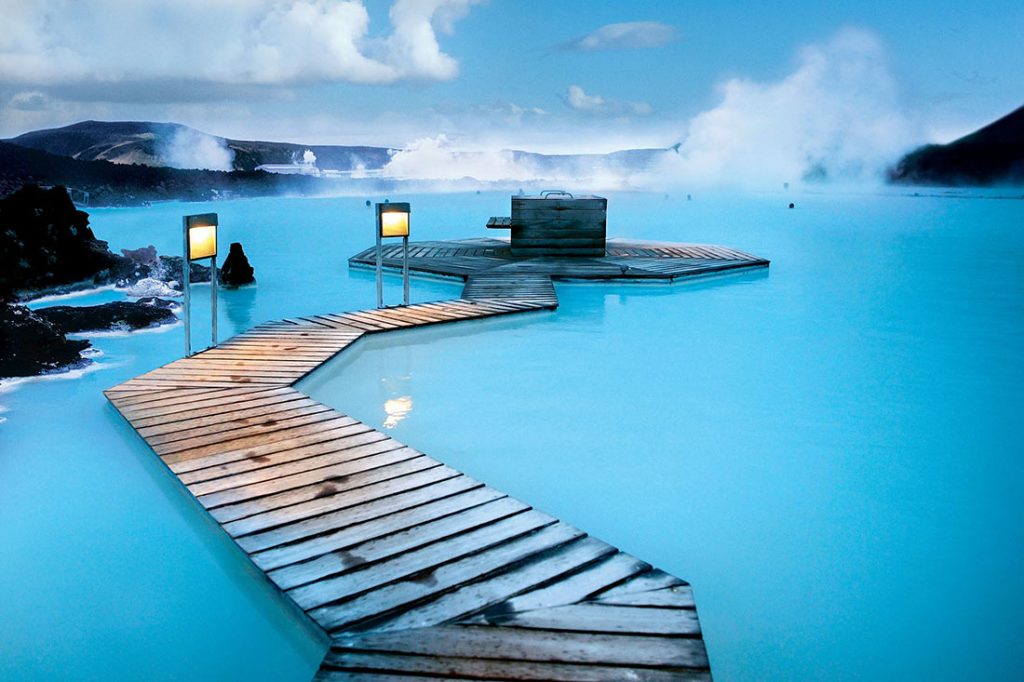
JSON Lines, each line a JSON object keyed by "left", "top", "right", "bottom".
{"left": 190, "top": 442, "right": 418, "bottom": 504}
{"left": 178, "top": 428, "right": 392, "bottom": 485}
{"left": 318, "top": 651, "right": 710, "bottom": 681}
{"left": 215, "top": 462, "right": 459, "bottom": 531}
{"left": 238, "top": 475, "right": 485, "bottom": 555}
{"left": 329, "top": 625, "right": 709, "bottom": 668}
{"left": 489, "top": 551, "right": 649, "bottom": 615}
{"left": 370, "top": 535, "right": 617, "bottom": 633}
{"left": 592, "top": 585, "right": 697, "bottom": 609}
{"left": 269, "top": 495, "right": 529, "bottom": 592}
{"left": 483, "top": 602, "right": 701, "bottom": 636}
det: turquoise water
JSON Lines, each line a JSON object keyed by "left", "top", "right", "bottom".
{"left": 3, "top": 191, "right": 1023, "bottom": 680}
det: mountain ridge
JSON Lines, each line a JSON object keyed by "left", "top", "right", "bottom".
{"left": 888, "top": 105, "right": 1024, "bottom": 186}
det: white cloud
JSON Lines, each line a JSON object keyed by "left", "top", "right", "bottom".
{"left": 565, "top": 85, "right": 651, "bottom": 116}
{"left": 566, "top": 85, "right": 605, "bottom": 112}
{"left": 0, "top": 0, "right": 481, "bottom": 91}
{"left": 564, "top": 22, "right": 677, "bottom": 52}
{"left": 8, "top": 90, "right": 49, "bottom": 111}
{"left": 651, "top": 27, "right": 917, "bottom": 187}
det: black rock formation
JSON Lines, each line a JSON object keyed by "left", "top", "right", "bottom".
{"left": 219, "top": 242, "right": 256, "bottom": 286}
{"left": 159, "top": 255, "right": 212, "bottom": 284}
{"left": 36, "top": 298, "right": 178, "bottom": 335}
{"left": 888, "top": 104, "right": 1024, "bottom": 186}
{"left": 0, "top": 302, "right": 90, "bottom": 377}
{"left": 0, "top": 184, "right": 133, "bottom": 297}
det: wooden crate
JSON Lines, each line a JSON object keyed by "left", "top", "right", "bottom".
{"left": 510, "top": 193, "right": 607, "bottom": 257}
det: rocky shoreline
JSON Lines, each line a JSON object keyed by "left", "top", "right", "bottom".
{"left": 1, "top": 184, "right": 252, "bottom": 379}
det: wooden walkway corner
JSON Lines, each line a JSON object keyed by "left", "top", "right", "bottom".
{"left": 105, "top": 265, "right": 729, "bottom": 679}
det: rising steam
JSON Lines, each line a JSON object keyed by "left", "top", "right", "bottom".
{"left": 159, "top": 127, "right": 235, "bottom": 171}
{"left": 652, "top": 27, "right": 916, "bottom": 187}
{"left": 380, "top": 28, "right": 918, "bottom": 191}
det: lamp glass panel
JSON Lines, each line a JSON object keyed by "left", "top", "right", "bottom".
{"left": 380, "top": 211, "right": 409, "bottom": 237}
{"left": 188, "top": 224, "right": 217, "bottom": 260}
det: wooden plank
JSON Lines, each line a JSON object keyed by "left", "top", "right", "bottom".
{"left": 105, "top": 386, "right": 234, "bottom": 407}
{"left": 302, "top": 513, "right": 569, "bottom": 623}
{"left": 126, "top": 389, "right": 308, "bottom": 427}
{"left": 370, "top": 535, "right": 617, "bottom": 633}
{"left": 166, "top": 418, "right": 372, "bottom": 473}
{"left": 328, "top": 625, "right": 709, "bottom": 668}
{"left": 191, "top": 442, "right": 418, "bottom": 505}
{"left": 319, "top": 651, "right": 710, "bottom": 681}
{"left": 113, "top": 378, "right": 267, "bottom": 390}
{"left": 593, "top": 570, "right": 687, "bottom": 598}
{"left": 481, "top": 602, "right": 701, "bottom": 636}
{"left": 592, "top": 585, "right": 696, "bottom": 609}
{"left": 238, "top": 475, "right": 484, "bottom": 555}
{"left": 141, "top": 401, "right": 331, "bottom": 445}
{"left": 492, "top": 551, "right": 649, "bottom": 615}
{"left": 268, "top": 495, "right": 528, "bottom": 591}
{"left": 216, "top": 462, "right": 460, "bottom": 532}
{"left": 256, "top": 485, "right": 508, "bottom": 573}
{"left": 152, "top": 408, "right": 346, "bottom": 457}
{"left": 177, "top": 428, "right": 391, "bottom": 485}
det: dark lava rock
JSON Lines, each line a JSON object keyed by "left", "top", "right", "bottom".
{"left": 0, "top": 184, "right": 134, "bottom": 298}
{"left": 159, "top": 255, "right": 211, "bottom": 284}
{"left": 219, "top": 242, "right": 255, "bottom": 286}
{"left": 121, "top": 244, "right": 159, "bottom": 268}
{"left": 0, "top": 301, "right": 90, "bottom": 378}
{"left": 36, "top": 299, "right": 178, "bottom": 335}
{"left": 888, "top": 104, "right": 1024, "bottom": 186}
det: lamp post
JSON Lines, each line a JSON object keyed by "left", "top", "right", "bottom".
{"left": 375, "top": 202, "right": 410, "bottom": 308}
{"left": 182, "top": 212, "right": 219, "bottom": 356}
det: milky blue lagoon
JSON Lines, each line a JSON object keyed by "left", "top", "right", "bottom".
{"left": 2, "top": 190, "right": 1022, "bottom": 680}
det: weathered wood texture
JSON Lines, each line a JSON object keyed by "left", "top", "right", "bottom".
{"left": 509, "top": 195, "right": 607, "bottom": 257}
{"left": 105, "top": 235, "right": 767, "bottom": 678}
{"left": 350, "top": 236, "right": 769, "bottom": 284}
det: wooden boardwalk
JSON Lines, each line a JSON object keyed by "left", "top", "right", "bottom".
{"left": 104, "top": 240, "right": 770, "bottom": 679}
{"left": 351, "top": 236, "right": 768, "bottom": 286}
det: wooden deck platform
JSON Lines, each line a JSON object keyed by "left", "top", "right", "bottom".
{"left": 350, "top": 236, "right": 769, "bottom": 289}
{"left": 104, "top": 238, "right": 769, "bottom": 679}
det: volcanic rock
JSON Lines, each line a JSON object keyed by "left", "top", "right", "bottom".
{"left": 36, "top": 299, "right": 179, "bottom": 335}
{"left": 219, "top": 242, "right": 256, "bottom": 286}
{"left": 0, "top": 184, "right": 134, "bottom": 297}
{"left": 0, "top": 301, "right": 90, "bottom": 378}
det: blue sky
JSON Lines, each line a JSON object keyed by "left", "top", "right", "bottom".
{"left": 1, "top": 0, "right": 1021, "bottom": 155}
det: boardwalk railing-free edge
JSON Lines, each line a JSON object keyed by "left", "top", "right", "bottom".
{"left": 106, "top": 238, "right": 769, "bottom": 680}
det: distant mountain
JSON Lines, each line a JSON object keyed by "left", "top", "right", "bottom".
{"left": 6, "top": 120, "right": 673, "bottom": 177}
{"left": 0, "top": 140, "right": 318, "bottom": 205}
{"left": 6, "top": 120, "right": 394, "bottom": 172}
{"left": 888, "top": 105, "right": 1024, "bottom": 186}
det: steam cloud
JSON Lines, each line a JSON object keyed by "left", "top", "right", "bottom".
{"left": 159, "top": 128, "right": 235, "bottom": 171}
{"left": 382, "top": 28, "right": 918, "bottom": 190}
{"left": 383, "top": 136, "right": 533, "bottom": 182}
{"left": 651, "top": 27, "right": 916, "bottom": 187}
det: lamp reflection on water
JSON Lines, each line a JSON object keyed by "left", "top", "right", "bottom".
{"left": 383, "top": 395, "right": 413, "bottom": 429}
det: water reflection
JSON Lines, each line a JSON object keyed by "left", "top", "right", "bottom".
{"left": 383, "top": 395, "right": 413, "bottom": 428}
{"left": 377, "top": 341, "right": 415, "bottom": 429}
{"left": 222, "top": 284, "right": 258, "bottom": 334}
